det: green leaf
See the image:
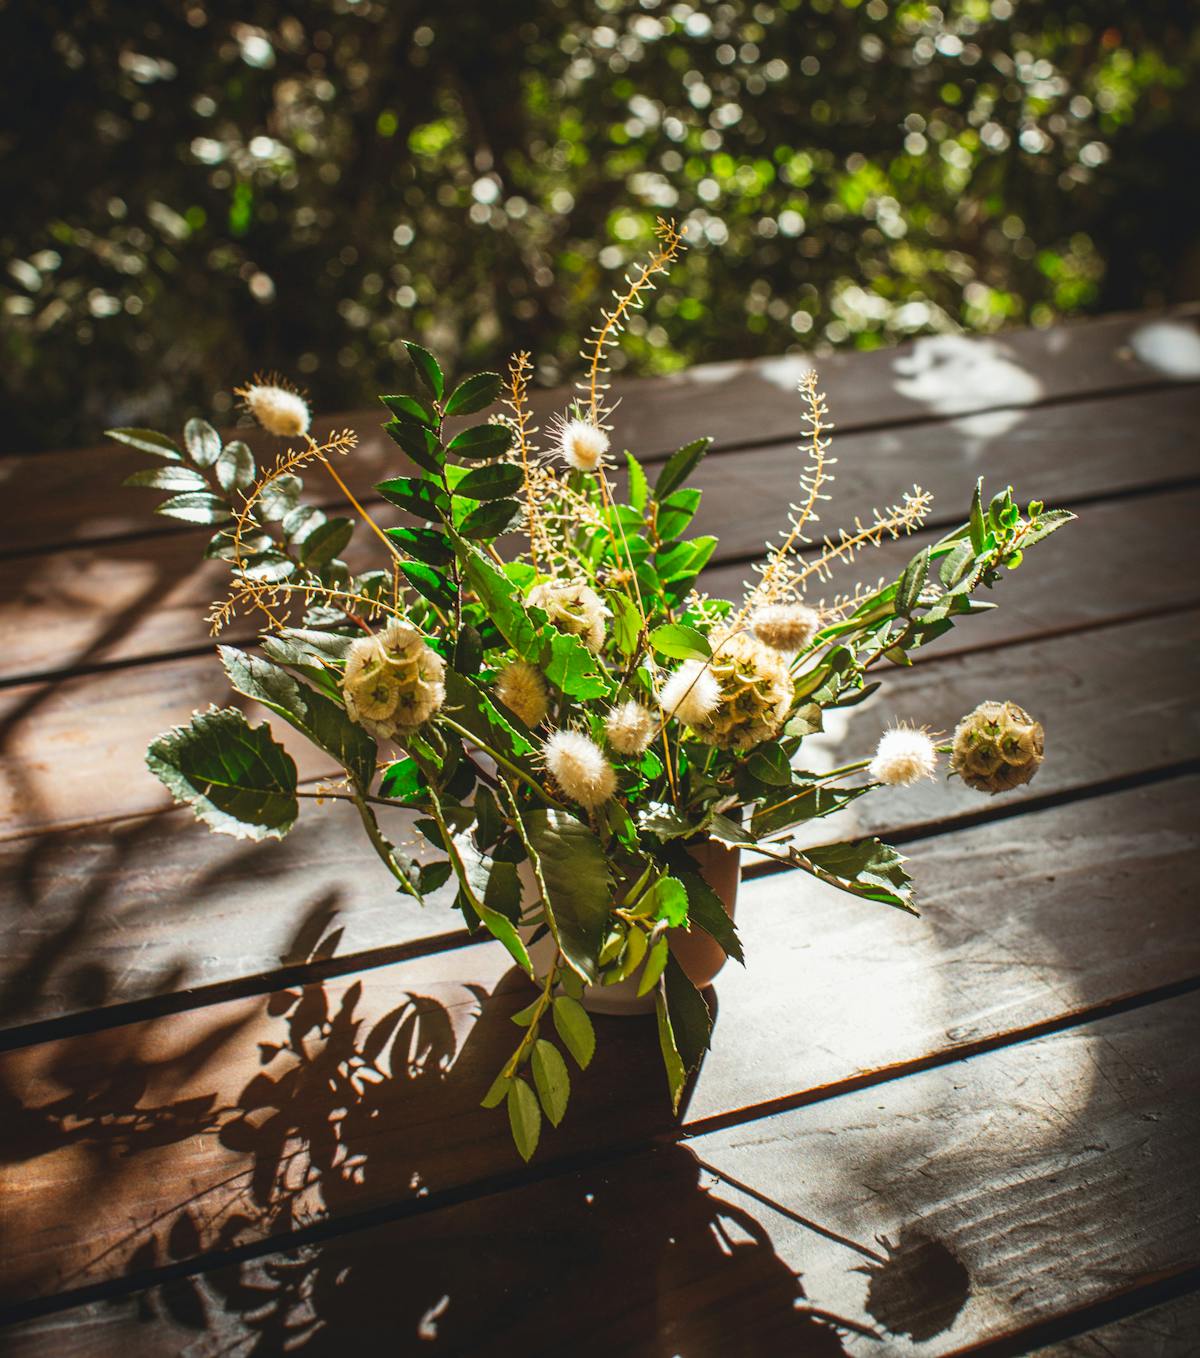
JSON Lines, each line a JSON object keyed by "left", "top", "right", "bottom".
{"left": 745, "top": 743, "right": 792, "bottom": 787}
{"left": 506, "top": 1077, "right": 541, "bottom": 1161}
{"left": 460, "top": 498, "right": 521, "bottom": 539}
{"left": 939, "top": 539, "right": 975, "bottom": 589}
{"left": 454, "top": 462, "right": 524, "bottom": 500}
{"left": 218, "top": 646, "right": 376, "bottom": 793}
{"left": 649, "top": 623, "right": 711, "bottom": 661}
{"left": 625, "top": 450, "right": 649, "bottom": 513}
{"left": 443, "top": 668, "right": 539, "bottom": 769}
{"left": 301, "top": 517, "right": 354, "bottom": 568}
{"left": 443, "top": 371, "right": 502, "bottom": 418}
{"left": 258, "top": 474, "right": 302, "bottom": 521}
{"left": 655, "top": 437, "right": 711, "bottom": 501}
{"left": 634, "top": 874, "right": 688, "bottom": 927}
{"left": 446, "top": 423, "right": 514, "bottom": 460}
{"left": 677, "top": 871, "right": 743, "bottom": 965}
{"left": 895, "top": 545, "right": 930, "bottom": 617}
{"left": 376, "top": 476, "right": 448, "bottom": 520}
{"left": 803, "top": 837, "right": 917, "bottom": 914}
{"left": 156, "top": 491, "right": 231, "bottom": 525}
{"left": 480, "top": 1071, "right": 511, "bottom": 1109}
{"left": 146, "top": 706, "right": 297, "bottom": 840}
{"left": 404, "top": 341, "right": 445, "bottom": 400}
{"left": 124, "top": 465, "right": 210, "bottom": 492}
{"left": 183, "top": 417, "right": 222, "bottom": 468}
{"left": 383, "top": 418, "right": 444, "bottom": 474}
{"left": 749, "top": 782, "right": 869, "bottom": 839}
{"left": 552, "top": 995, "right": 596, "bottom": 1069}
{"left": 662, "top": 953, "right": 713, "bottom": 1081}
{"left": 215, "top": 440, "right": 256, "bottom": 493}
{"left": 968, "top": 477, "right": 986, "bottom": 554}
{"left": 608, "top": 592, "right": 643, "bottom": 657}
{"left": 106, "top": 427, "right": 182, "bottom": 460}
{"left": 380, "top": 392, "right": 436, "bottom": 426}
{"left": 656, "top": 488, "right": 702, "bottom": 542}
{"left": 613, "top": 925, "right": 649, "bottom": 981}
{"left": 1020, "top": 508, "right": 1076, "bottom": 550}
{"left": 401, "top": 561, "right": 456, "bottom": 612}
{"left": 387, "top": 525, "right": 453, "bottom": 565}
{"left": 525, "top": 809, "right": 614, "bottom": 984}
{"left": 655, "top": 988, "right": 688, "bottom": 1114}
{"left": 637, "top": 935, "right": 670, "bottom": 996}
{"left": 531, "top": 1039, "right": 570, "bottom": 1126}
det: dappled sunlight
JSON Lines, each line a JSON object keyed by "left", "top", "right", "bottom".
{"left": 1128, "top": 317, "right": 1200, "bottom": 379}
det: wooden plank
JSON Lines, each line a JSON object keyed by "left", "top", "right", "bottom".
{"left": 4, "top": 307, "right": 1197, "bottom": 556}
{"left": 0, "top": 777, "right": 1195, "bottom": 1304}
{"left": 4, "top": 386, "right": 1198, "bottom": 684}
{"left": 1032, "top": 1291, "right": 1200, "bottom": 1356}
{"left": 2, "top": 605, "right": 1195, "bottom": 842}
{"left": 4, "top": 977, "right": 1196, "bottom": 1351}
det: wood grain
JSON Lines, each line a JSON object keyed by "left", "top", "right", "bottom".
{"left": 1029, "top": 1291, "right": 1200, "bottom": 1357}
{"left": 4, "top": 386, "right": 1198, "bottom": 685}
{"left": 1, "top": 778, "right": 1195, "bottom": 1304}
{"left": 4, "top": 983, "right": 1196, "bottom": 1355}
{"left": 4, "top": 306, "right": 1197, "bottom": 556}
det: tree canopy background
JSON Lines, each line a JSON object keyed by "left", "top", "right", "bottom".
{"left": 2, "top": 0, "right": 1197, "bottom": 451}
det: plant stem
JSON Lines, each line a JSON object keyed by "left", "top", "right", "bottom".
{"left": 352, "top": 792, "right": 421, "bottom": 898}
{"left": 438, "top": 715, "right": 569, "bottom": 811}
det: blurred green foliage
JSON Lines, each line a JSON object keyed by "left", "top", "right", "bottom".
{"left": 2, "top": 0, "right": 1197, "bottom": 450}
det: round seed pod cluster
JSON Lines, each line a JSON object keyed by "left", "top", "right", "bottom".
{"left": 951, "top": 700, "right": 1044, "bottom": 793}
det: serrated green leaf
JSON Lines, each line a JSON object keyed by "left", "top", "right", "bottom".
{"left": 124, "top": 465, "right": 209, "bottom": 492}
{"left": 1020, "top": 509, "right": 1076, "bottom": 550}
{"left": 802, "top": 837, "right": 917, "bottom": 914}
{"left": 655, "top": 436, "right": 711, "bottom": 501}
{"left": 447, "top": 423, "right": 514, "bottom": 460}
{"left": 507, "top": 1077, "right": 541, "bottom": 1161}
{"left": 609, "top": 592, "right": 643, "bottom": 657}
{"left": 258, "top": 474, "right": 302, "bottom": 521}
{"left": 895, "top": 545, "right": 930, "bottom": 617}
{"left": 677, "top": 871, "right": 743, "bottom": 965}
{"left": 301, "top": 517, "right": 354, "bottom": 567}
{"left": 106, "top": 427, "right": 182, "bottom": 460}
{"left": 480, "top": 1071, "right": 511, "bottom": 1109}
{"left": 655, "top": 987, "right": 687, "bottom": 1113}
{"left": 454, "top": 462, "right": 524, "bottom": 501}
{"left": 146, "top": 706, "right": 297, "bottom": 840}
{"left": 531, "top": 1039, "right": 570, "bottom": 1126}
{"left": 613, "top": 925, "right": 649, "bottom": 981}
{"left": 650, "top": 623, "right": 711, "bottom": 661}
{"left": 183, "top": 417, "right": 222, "bottom": 468}
{"left": 383, "top": 418, "right": 444, "bottom": 474}
{"left": 940, "top": 539, "right": 974, "bottom": 589}
{"left": 401, "top": 561, "right": 456, "bottom": 612}
{"left": 444, "top": 371, "right": 502, "bottom": 418}
{"left": 637, "top": 935, "right": 670, "bottom": 996}
{"left": 156, "top": 491, "right": 232, "bottom": 525}
{"left": 215, "top": 440, "right": 256, "bottom": 493}
{"left": 380, "top": 392, "right": 436, "bottom": 426}
{"left": 656, "top": 487, "right": 702, "bottom": 542}
{"left": 525, "top": 809, "right": 613, "bottom": 984}
{"left": 218, "top": 646, "right": 376, "bottom": 793}
{"left": 376, "top": 476, "right": 448, "bottom": 520}
{"left": 633, "top": 874, "right": 688, "bottom": 927}
{"left": 968, "top": 477, "right": 986, "bottom": 554}
{"left": 460, "top": 498, "right": 520, "bottom": 539}
{"left": 663, "top": 953, "right": 713, "bottom": 1078}
{"left": 404, "top": 341, "right": 444, "bottom": 400}
{"left": 552, "top": 995, "right": 595, "bottom": 1069}
{"left": 625, "top": 450, "right": 649, "bottom": 513}
{"left": 387, "top": 525, "right": 453, "bottom": 565}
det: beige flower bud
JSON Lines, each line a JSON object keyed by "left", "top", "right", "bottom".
{"left": 544, "top": 729, "right": 616, "bottom": 810}
{"left": 604, "top": 700, "right": 658, "bottom": 754}
{"left": 527, "top": 579, "right": 609, "bottom": 651}
{"left": 751, "top": 602, "right": 821, "bottom": 653}
{"left": 495, "top": 660, "right": 550, "bottom": 728}
{"left": 236, "top": 378, "right": 311, "bottom": 438}
{"left": 342, "top": 620, "right": 445, "bottom": 741}
{"left": 951, "top": 700, "right": 1044, "bottom": 794}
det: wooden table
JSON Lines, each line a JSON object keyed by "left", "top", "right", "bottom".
{"left": 2, "top": 309, "right": 1199, "bottom": 1355}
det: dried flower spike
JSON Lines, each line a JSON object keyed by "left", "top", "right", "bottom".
{"left": 495, "top": 660, "right": 550, "bottom": 729}
{"left": 951, "top": 700, "right": 1044, "bottom": 794}
{"left": 544, "top": 729, "right": 616, "bottom": 810}
{"left": 869, "top": 724, "right": 938, "bottom": 787}
{"left": 527, "top": 579, "right": 609, "bottom": 651}
{"left": 659, "top": 659, "right": 721, "bottom": 729}
{"left": 236, "top": 376, "right": 311, "bottom": 438}
{"left": 554, "top": 416, "right": 610, "bottom": 473}
{"left": 604, "top": 700, "right": 657, "bottom": 755}
{"left": 752, "top": 603, "right": 822, "bottom": 653}
{"left": 342, "top": 619, "right": 445, "bottom": 740}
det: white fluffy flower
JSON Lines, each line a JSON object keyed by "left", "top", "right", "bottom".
{"left": 659, "top": 660, "right": 721, "bottom": 729}
{"left": 495, "top": 660, "right": 550, "bottom": 728}
{"left": 868, "top": 725, "right": 938, "bottom": 787}
{"left": 556, "top": 417, "right": 610, "bottom": 472}
{"left": 604, "top": 700, "right": 657, "bottom": 755}
{"left": 752, "top": 602, "right": 821, "bottom": 653}
{"left": 543, "top": 729, "right": 616, "bottom": 810}
{"left": 239, "top": 380, "right": 311, "bottom": 438}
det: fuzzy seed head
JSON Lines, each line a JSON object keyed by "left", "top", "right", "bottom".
{"left": 604, "top": 700, "right": 657, "bottom": 755}
{"left": 659, "top": 660, "right": 721, "bottom": 729}
{"left": 342, "top": 619, "right": 445, "bottom": 740}
{"left": 752, "top": 603, "right": 821, "bottom": 653}
{"left": 557, "top": 417, "right": 610, "bottom": 472}
{"left": 495, "top": 660, "right": 550, "bottom": 729}
{"left": 543, "top": 729, "right": 616, "bottom": 810}
{"left": 239, "top": 380, "right": 311, "bottom": 438}
{"left": 951, "top": 700, "right": 1044, "bottom": 794}
{"left": 869, "top": 724, "right": 938, "bottom": 787}
{"left": 527, "top": 579, "right": 609, "bottom": 651}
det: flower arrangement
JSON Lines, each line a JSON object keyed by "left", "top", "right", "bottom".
{"left": 109, "top": 222, "right": 1072, "bottom": 1160}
